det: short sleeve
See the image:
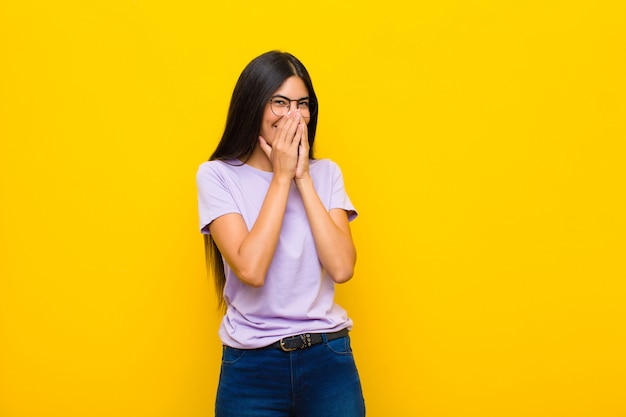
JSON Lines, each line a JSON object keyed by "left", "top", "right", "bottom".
{"left": 196, "top": 161, "right": 240, "bottom": 234}
{"left": 329, "top": 161, "right": 358, "bottom": 222}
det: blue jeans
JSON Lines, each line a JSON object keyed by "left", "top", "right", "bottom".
{"left": 215, "top": 334, "right": 366, "bottom": 417}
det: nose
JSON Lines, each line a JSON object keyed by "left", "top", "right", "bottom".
{"left": 287, "top": 99, "right": 300, "bottom": 113}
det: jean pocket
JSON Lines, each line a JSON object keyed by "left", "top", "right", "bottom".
{"left": 221, "top": 346, "right": 247, "bottom": 364}
{"left": 324, "top": 336, "right": 353, "bottom": 355}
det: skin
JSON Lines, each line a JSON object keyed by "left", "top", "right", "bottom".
{"left": 208, "top": 76, "right": 357, "bottom": 287}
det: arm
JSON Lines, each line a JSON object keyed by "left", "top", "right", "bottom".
{"left": 208, "top": 176, "right": 291, "bottom": 287}
{"left": 294, "top": 124, "right": 357, "bottom": 283}
{"left": 208, "top": 111, "right": 302, "bottom": 287}
{"left": 296, "top": 178, "right": 357, "bottom": 283}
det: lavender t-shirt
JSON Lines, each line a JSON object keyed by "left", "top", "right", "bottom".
{"left": 196, "top": 158, "right": 358, "bottom": 349}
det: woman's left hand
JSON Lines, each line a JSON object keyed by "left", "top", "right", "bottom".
{"left": 294, "top": 115, "right": 310, "bottom": 181}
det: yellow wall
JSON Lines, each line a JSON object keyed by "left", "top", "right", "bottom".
{"left": 1, "top": 1, "right": 625, "bottom": 416}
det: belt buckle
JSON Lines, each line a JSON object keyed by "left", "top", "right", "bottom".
{"left": 279, "top": 334, "right": 312, "bottom": 352}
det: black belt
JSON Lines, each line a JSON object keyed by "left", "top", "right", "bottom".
{"left": 266, "top": 328, "right": 349, "bottom": 352}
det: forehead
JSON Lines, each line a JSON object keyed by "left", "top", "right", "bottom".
{"left": 272, "top": 76, "right": 309, "bottom": 98}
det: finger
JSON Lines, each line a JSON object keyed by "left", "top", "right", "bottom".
{"left": 282, "top": 110, "right": 301, "bottom": 143}
{"left": 273, "top": 112, "right": 298, "bottom": 147}
{"left": 258, "top": 136, "right": 272, "bottom": 158}
{"left": 298, "top": 124, "right": 308, "bottom": 154}
{"left": 299, "top": 116, "right": 308, "bottom": 145}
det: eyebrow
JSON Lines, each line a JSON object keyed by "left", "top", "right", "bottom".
{"left": 273, "top": 94, "right": 310, "bottom": 101}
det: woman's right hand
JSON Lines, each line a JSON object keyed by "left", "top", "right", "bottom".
{"left": 258, "top": 110, "right": 304, "bottom": 181}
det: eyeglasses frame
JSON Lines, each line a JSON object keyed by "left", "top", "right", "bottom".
{"left": 268, "top": 95, "right": 317, "bottom": 118}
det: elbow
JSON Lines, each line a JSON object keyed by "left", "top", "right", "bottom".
{"left": 328, "top": 266, "right": 354, "bottom": 284}
{"left": 325, "top": 251, "right": 357, "bottom": 284}
{"left": 245, "top": 278, "right": 266, "bottom": 288}
{"left": 237, "top": 269, "right": 267, "bottom": 288}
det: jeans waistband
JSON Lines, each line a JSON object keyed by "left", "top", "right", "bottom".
{"left": 264, "top": 328, "right": 349, "bottom": 352}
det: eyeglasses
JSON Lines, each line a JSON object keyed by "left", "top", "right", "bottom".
{"left": 268, "top": 95, "right": 317, "bottom": 118}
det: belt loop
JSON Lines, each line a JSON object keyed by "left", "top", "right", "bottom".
{"left": 321, "top": 333, "right": 329, "bottom": 343}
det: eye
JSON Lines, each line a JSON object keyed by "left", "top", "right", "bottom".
{"left": 272, "top": 98, "right": 288, "bottom": 107}
{"left": 297, "top": 101, "right": 310, "bottom": 109}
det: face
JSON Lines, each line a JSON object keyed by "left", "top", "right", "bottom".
{"left": 259, "top": 76, "right": 310, "bottom": 146}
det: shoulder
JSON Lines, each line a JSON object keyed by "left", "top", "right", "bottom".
{"left": 196, "top": 159, "right": 240, "bottom": 181}
{"left": 310, "top": 158, "right": 346, "bottom": 181}
{"left": 197, "top": 159, "right": 233, "bottom": 175}
{"left": 310, "top": 158, "right": 341, "bottom": 174}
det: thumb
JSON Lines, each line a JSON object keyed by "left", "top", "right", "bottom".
{"left": 258, "top": 136, "right": 272, "bottom": 158}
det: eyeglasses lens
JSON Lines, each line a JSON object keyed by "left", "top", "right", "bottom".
{"left": 270, "top": 97, "right": 315, "bottom": 118}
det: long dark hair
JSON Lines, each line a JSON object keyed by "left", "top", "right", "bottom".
{"left": 204, "top": 51, "right": 319, "bottom": 309}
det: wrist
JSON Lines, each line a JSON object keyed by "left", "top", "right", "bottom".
{"left": 294, "top": 174, "right": 313, "bottom": 189}
{"left": 271, "top": 173, "right": 294, "bottom": 187}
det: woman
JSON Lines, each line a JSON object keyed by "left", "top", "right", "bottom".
{"left": 197, "top": 50, "right": 365, "bottom": 417}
